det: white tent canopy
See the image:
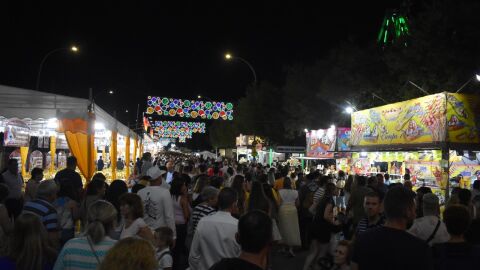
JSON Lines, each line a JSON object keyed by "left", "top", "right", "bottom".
{"left": 0, "top": 84, "right": 136, "bottom": 137}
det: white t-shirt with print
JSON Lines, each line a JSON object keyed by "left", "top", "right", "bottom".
{"left": 120, "top": 218, "right": 149, "bottom": 239}
{"left": 157, "top": 247, "right": 173, "bottom": 270}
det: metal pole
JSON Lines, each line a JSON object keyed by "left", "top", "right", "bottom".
{"left": 408, "top": 81, "right": 430, "bottom": 95}
{"left": 135, "top": 103, "right": 140, "bottom": 131}
{"left": 235, "top": 56, "right": 257, "bottom": 84}
{"left": 36, "top": 48, "right": 67, "bottom": 90}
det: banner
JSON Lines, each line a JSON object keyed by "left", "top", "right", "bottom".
{"left": 446, "top": 93, "right": 480, "bottom": 143}
{"left": 351, "top": 93, "right": 447, "bottom": 146}
{"left": 306, "top": 128, "right": 336, "bottom": 158}
{"left": 337, "top": 127, "right": 351, "bottom": 151}
{"left": 4, "top": 118, "right": 30, "bottom": 147}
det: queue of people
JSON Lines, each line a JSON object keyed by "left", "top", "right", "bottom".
{"left": 0, "top": 153, "right": 480, "bottom": 270}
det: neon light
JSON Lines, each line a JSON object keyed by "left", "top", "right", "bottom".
{"left": 146, "top": 96, "right": 234, "bottom": 120}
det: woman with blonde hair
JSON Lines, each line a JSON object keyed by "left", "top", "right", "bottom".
{"left": 0, "top": 212, "right": 57, "bottom": 270}
{"left": 54, "top": 200, "right": 117, "bottom": 270}
{"left": 99, "top": 237, "right": 158, "bottom": 270}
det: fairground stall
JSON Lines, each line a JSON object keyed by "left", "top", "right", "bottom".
{"left": 350, "top": 92, "right": 480, "bottom": 202}
{"left": 0, "top": 85, "right": 141, "bottom": 182}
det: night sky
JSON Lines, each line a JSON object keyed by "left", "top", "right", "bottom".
{"left": 1, "top": 1, "right": 403, "bottom": 127}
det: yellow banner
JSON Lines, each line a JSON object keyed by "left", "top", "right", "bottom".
{"left": 446, "top": 93, "right": 480, "bottom": 143}
{"left": 351, "top": 93, "right": 447, "bottom": 146}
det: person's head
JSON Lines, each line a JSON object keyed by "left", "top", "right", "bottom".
{"left": 324, "top": 182, "right": 337, "bottom": 198}
{"left": 166, "top": 160, "right": 175, "bottom": 172}
{"left": 210, "top": 176, "right": 224, "bottom": 189}
{"left": 31, "top": 167, "right": 44, "bottom": 181}
{"left": 333, "top": 240, "right": 351, "bottom": 266}
{"left": 119, "top": 193, "right": 144, "bottom": 220}
{"left": 403, "top": 180, "right": 413, "bottom": 190}
{"left": 226, "top": 167, "right": 234, "bottom": 177}
{"left": 170, "top": 177, "right": 187, "bottom": 198}
{"left": 92, "top": 173, "right": 107, "bottom": 182}
{"left": 0, "top": 183, "right": 9, "bottom": 202}
{"left": 86, "top": 179, "right": 107, "bottom": 197}
{"left": 86, "top": 200, "right": 117, "bottom": 244}
{"left": 193, "top": 175, "right": 209, "bottom": 194}
{"left": 444, "top": 205, "right": 471, "bottom": 238}
{"left": 201, "top": 186, "right": 220, "bottom": 207}
{"left": 384, "top": 173, "right": 390, "bottom": 181}
{"left": 154, "top": 226, "right": 174, "bottom": 249}
{"left": 36, "top": 180, "right": 57, "bottom": 202}
{"left": 99, "top": 237, "right": 157, "bottom": 270}
{"left": 57, "top": 179, "right": 80, "bottom": 202}
{"left": 368, "top": 176, "right": 378, "bottom": 187}
{"left": 146, "top": 166, "right": 166, "bottom": 186}
{"left": 283, "top": 177, "right": 293, "bottom": 190}
{"left": 8, "top": 213, "right": 56, "bottom": 270}
{"left": 100, "top": 156, "right": 103, "bottom": 160}
{"left": 105, "top": 180, "right": 128, "bottom": 211}
{"left": 384, "top": 186, "right": 416, "bottom": 224}
{"left": 142, "top": 152, "right": 152, "bottom": 162}
{"left": 236, "top": 210, "right": 272, "bottom": 255}
{"left": 376, "top": 173, "right": 384, "bottom": 185}
{"left": 67, "top": 156, "right": 77, "bottom": 170}
{"left": 131, "top": 183, "right": 146, "bottom": 194}
{"left": 217, "top": 187, "right": 238, "bottom": 212}
{"left": 198, "top": 164, "right": 207, "bottom": 174}
{"left": 422, "top": 193, "right": 440, "bottom": 217}
{"left": 356, "top": 175, "right": 367, "bottom": 187}
{"left": 458, "top": 189, "right": 472, "bottom": 207}
{"left": 364, "top": 191, "right": 382, "bottom": 218}
{"left": 319, "top": 175, "right": 330, "bottom": 187}
{"left": 7, "top": 159, "right": 18, "bottom": 175}
{"left": 231, "top": 175, "right": 246, "bottom": 194}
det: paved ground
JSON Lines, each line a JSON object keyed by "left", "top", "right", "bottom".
{"left": 271, "top": 248, "right": 308, "bottom": 270}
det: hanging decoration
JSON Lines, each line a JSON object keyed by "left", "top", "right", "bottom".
{"left": 377, "top": 9, "right": 410, "bottom": 48}
{"left": 145, "top": 96, "right": 234, "bottom": 120}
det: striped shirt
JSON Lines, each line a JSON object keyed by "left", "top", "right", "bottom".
{"left": 356, "top": 215, "right": 386, "bottom": 236}
{"left": 53, "top": 236, "right": 116, "bottom": 270}
{"left": 191, "top": 204, "right": 216, "bottom": 233}
{"left": 313, "top": 187, "right": 325, "bottom": 204}
{"left": 23, "top": 198, "right": 59, "bottom": 232}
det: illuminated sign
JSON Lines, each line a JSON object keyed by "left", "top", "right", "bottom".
{"left": 146, "top": 96, "right": 234, "bottom": 120}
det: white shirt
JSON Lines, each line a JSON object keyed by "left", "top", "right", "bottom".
{"left": 166, "top": 172, "right": 174, "bottom": 184}
{"left": 157, "top": 247, "right": 173, "bottom": 270}
{"left": 138, "top": 186, "right": 176, "bottom": 238}
{"left": 279, "top": 189, "right": 298, "bottom": 205}
{"left": 408, "top": 215, "right": 450, "bottom": 246}
{"left": 120, "top": 217, "right": 149, "bottom": 239}
{"left": 188, "top": 211, "right": 240, "bottom": 270}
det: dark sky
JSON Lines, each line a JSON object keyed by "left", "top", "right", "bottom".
{"left": 1, "top": 1, "right": 403, "bottom": 127}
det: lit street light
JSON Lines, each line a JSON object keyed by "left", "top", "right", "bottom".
{"left": 36, "top": 45, "right": 79, "bottom": 90}
{"left": 345, "top": 107, "right": 354, "bottom": 114}
{"left": 224, "top": 52, "right": 257, "bottom": 84}
{"left": 456, "top": 73, "right": 480, "bottom": 93}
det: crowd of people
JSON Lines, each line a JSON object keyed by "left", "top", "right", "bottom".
{"left": 0, "top": 152, "right": 480, "bottom": 270}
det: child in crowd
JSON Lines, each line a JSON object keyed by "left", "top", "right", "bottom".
{"left": 155, "top": 226, "right": 174, "bottom": 270}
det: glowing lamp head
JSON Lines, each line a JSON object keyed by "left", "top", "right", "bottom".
{"left": 225, "top": 53, "right": 232, "bottom": 60}
{"left": 108, "top": 90, "right": 114, "bottom": 94}
{"left": 304, "top": 128, "right": 309, "bottom": 133}
{"left": 345, "top": 107, "right": 354, "bottom": 114}
{"left": 476, "top": 74, "right": 480, "bottom": 82}
{"left": 71, "top": 46, "right": 78, "bottom": 52}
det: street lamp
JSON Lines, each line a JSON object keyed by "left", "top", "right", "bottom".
{"left": 345, "top": 107, "right": 354, "bottom": 114}
{"left": 36, "top": 46, "right": 79, "bottom": 90}
{"left": 455, "top": 74, "right": 480, "bottom": 93}
{"left": 224, "top": 52, "right": 257, "bottom": 84}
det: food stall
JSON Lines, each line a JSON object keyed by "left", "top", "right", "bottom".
{"left": 350, "top": 92, "right": 480, "bottom": 201}
{"left": 0, "top": 85, "right": 141, "bottom": 182}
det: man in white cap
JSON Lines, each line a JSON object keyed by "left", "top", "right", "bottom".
{"left": 137, "top": 166, "right": 176, "bottom": 239}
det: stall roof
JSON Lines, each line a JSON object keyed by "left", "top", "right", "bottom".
{"left": 0, "top": 84, "right": 137, "bottom": 138}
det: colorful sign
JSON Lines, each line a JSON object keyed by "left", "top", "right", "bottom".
{"left": 446, "top": 93, "right": 480, "bottom": 143}
{"left": 306, "top": 128, "right": 336, "bottom": 158}
{"left": 337, "top": 127, "right": 351, "bottom": 151}
{"left": 351, "top": 93, "right": 447, "bottom": 146}
{"left": 146, "top": 96, "right": 234, "bottom": 120}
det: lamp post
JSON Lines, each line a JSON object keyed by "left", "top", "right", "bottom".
{"left": 36, "top": 46, "right": 79, "bottom": 90}
{"left": 224, "top": 53, "right": 257, "bottom": 84}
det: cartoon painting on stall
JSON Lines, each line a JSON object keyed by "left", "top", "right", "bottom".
{"left": 446, "top": 93, "right": 480, "bottom": 143}
{"left": 351, "top": 93, "right": 447, "bottom": 146}
{"left": 306, "top": 128, "right": 336, "bottom": 158}
{"left": 337, "top": 127, "right": 351, "bottom": 151}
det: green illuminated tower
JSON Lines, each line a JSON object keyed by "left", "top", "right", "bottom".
{"left": 378, "top": 9, "right": 410, "bottom": 48}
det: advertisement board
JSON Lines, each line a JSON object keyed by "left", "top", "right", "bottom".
{"left": 306, "top": 128, "right": 336, "bottom": 158}
{"left": 446, "top": 93, "right": 480, "bottom": 143}
{"left": 351, "top": 93, "right": 447, "bottom": 146}
{"left": 337, "top": 127, "right": 351, "bottom": 151}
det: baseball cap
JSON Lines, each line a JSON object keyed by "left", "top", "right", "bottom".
{"left": 146, "top": 166, "right": 167, "bottom": 180}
